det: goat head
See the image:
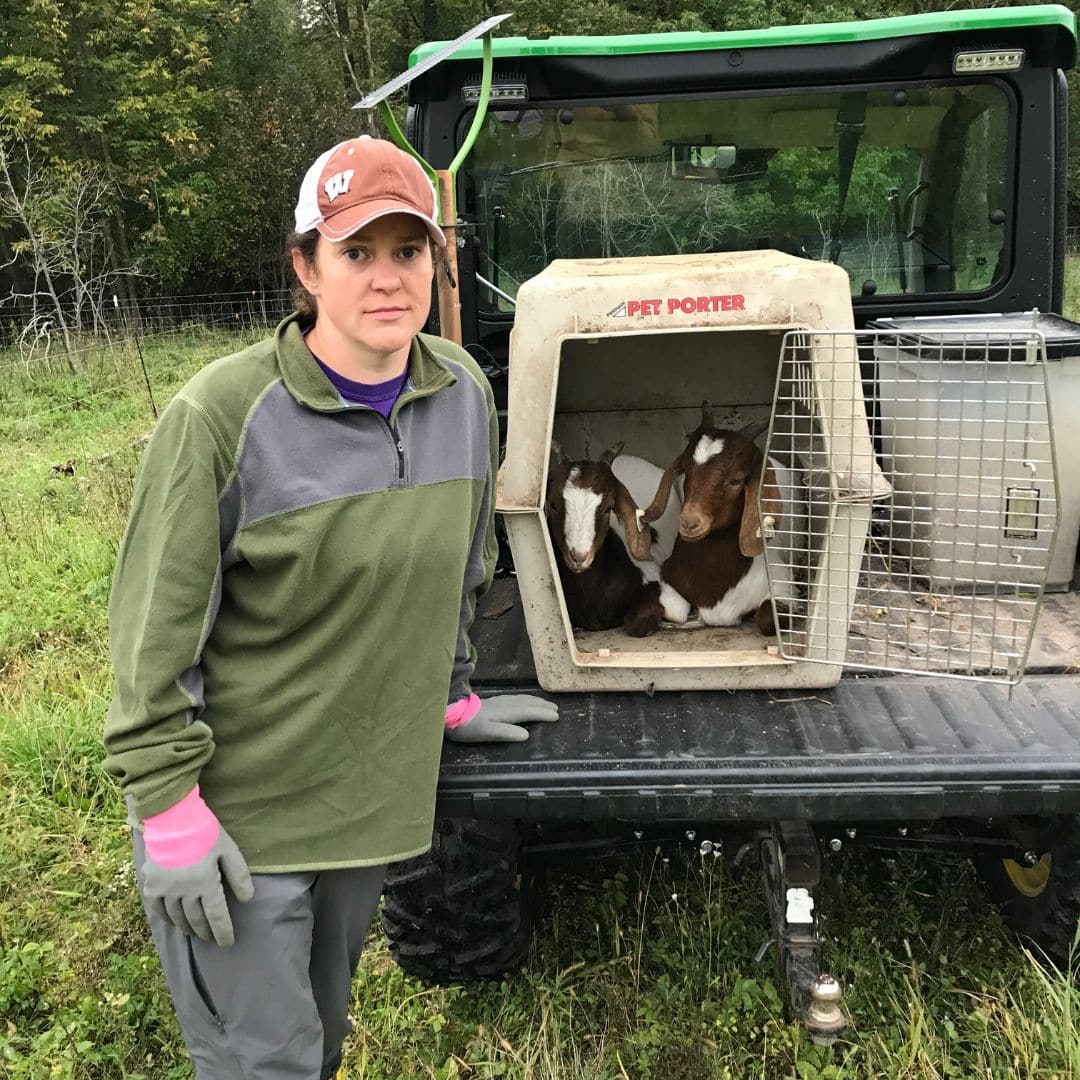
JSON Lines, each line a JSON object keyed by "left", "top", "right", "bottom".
{"left": 642, "top": 406, "right": 782, "bottom": 555}
{"left": 546, "top": 442, "right": 652, "bottom": 571}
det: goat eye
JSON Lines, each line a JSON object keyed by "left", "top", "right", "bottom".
{"left": 728, "top": 479, "right": 744, "bottom": 488}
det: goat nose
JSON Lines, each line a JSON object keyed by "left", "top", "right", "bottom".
{"left": 680, "top": 511, "right": 708, "bottom": 537}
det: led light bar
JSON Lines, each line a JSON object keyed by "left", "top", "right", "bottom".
{"left": 462, "top": 83, "right": 528, "bottom": 104}
{"left": 953, "top": 49, "right": 1025, "bottom": 74}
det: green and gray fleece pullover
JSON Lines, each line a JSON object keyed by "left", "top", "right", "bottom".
{"left": 104, "top": 314, "right": 498, "bottom": 872}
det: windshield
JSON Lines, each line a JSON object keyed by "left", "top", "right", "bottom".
{"left": 462, "top": 83, "right": 1010, "bottom": 311}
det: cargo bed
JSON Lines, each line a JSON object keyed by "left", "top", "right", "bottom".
{"left": 440, "top": 578, "right": 1080, "bottom": 822}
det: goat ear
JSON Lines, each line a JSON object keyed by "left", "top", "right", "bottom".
{"left": 739, "top": 450, "right": 783, "bottom": 557}
{"left": 546, "top": 444, "right": 570, "bottom": 499}
{"left": 599, "top": 441, "right": 625, "bottom": 466}
{"left": 641, "top": 450, "right": 685, "bottom": 525}
{"left": 613, "top": 478, "right": 651, "bottom": 560}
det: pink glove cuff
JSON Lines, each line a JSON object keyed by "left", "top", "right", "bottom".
{"left": 142, "top": 785, "right": 221, "bottom": 868}
{"left": 445, "top": 693, "right": 482, "bottom": 731}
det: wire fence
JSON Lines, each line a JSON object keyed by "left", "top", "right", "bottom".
{"left": 0, "top": 289, "right": 295, "bottom": 366}
{"left": 0, "top": 306, "right": 290, "bottom": 501}
{"left": 0, "top": 293, "right": 294, "bottom": 382}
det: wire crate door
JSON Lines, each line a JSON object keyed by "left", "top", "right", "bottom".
{"left": 763, "top": 329, "right": 1059, "bottom": 686}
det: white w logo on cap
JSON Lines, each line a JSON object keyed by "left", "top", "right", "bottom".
{"left": 323, "top": 170, "right": 354, "bottom": 203}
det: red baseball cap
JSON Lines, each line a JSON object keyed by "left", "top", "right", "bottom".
{"left": 293, "top": 136, "right": 446, "bottom": 248}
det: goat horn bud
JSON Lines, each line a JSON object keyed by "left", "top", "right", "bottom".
{"left": 599, "top": 441, "right": 625, "bottom": 465}
{"left": 700, "top": 399, "right": 715, "bottom": 428}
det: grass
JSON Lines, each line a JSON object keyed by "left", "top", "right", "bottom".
{"left": 4, "top": 284, "right": 1080, "bottom": 1077}
{"left": 1065, "top": 253, "right": 1080, "bottom": 322}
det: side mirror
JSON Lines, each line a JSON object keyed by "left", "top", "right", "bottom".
{"left": 669, "top": 144, "right": 736, "bottom": 183}
{"left": 669, "top": 144, "right": 770, "bottom": 184}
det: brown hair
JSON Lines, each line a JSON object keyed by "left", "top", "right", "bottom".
{"left": 286, "top": 228, "right": 320, "bottom": 324}
{"left": 285, "top": 227, "right": 445, "bottom": 326}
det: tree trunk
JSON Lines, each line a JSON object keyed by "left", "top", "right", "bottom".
{"left": 334, "top": 0, "right": 359, "bottom": 103}
{"left": 107, "top": 213, "right": 140, "bottom": 327}
{"left": 353, "top": 0, "right": 378, "bottom": 134}
{"left": 97, "top": 135, "right": 141, "bottom": 326}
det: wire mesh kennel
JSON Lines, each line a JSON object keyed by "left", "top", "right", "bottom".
{"left": 763, "top": 328, "right": 1059, "bottom": 685}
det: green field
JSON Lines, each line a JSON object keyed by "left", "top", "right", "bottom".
{"left": 4, "top": 285, "right": 1080, "bottom": 1077}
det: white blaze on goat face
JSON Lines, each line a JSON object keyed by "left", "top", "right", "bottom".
{"left": 692, "top": 435, "right": 726, "bottom": 465}
{"left": 562, "top": 480, "right": 604, "bottom": 561}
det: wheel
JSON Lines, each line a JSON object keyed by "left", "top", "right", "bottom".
{"left": 978, "top": 818, "right": 1080, "bottom": 966}
{"left": 380, "top": 816, "right": 535, "bottom": 984}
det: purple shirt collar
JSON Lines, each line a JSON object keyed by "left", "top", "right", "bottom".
{"left": 304, "top": 333, "right": 409, "bottom": 418}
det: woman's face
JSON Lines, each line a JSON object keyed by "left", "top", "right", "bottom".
{"left": 292, "top": 213, "right": 435, "bottom": 364}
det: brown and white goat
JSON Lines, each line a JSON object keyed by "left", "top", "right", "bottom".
{"left": 546, "top": 443, "right": 673, "bottom": 634}
{"left": 636, "top": 405, "right": 802, "bottom": 636}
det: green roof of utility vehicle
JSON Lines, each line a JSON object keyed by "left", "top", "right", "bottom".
{"left": 409, "top": 4, "right": 1076, "bottom": 65}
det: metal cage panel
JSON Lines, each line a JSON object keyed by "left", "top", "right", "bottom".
{"left": 764, "top": 329, "right": 1058, "bottom": 684}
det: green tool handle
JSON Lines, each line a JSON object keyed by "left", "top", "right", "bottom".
{"left": 377, "top": 33, "right": 495, "bottom": 344}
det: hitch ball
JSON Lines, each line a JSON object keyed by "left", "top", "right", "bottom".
{"left": 807, "top": 973, "right": 846, "bottom": 1035}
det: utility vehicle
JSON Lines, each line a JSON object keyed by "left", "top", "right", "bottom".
{"left": 378, "top": 6, "right": 1080, "bottom": 1037}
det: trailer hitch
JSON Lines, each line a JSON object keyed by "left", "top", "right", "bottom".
{"left": 759, "top": 821, "right": 847, "bottom": 1044}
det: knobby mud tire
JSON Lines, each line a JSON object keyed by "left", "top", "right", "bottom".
{"left": 381, "top": 817, "right": 535, "bottom": 985}
{"left": 979, "top": 818, "right": 1080, "bottom": 967}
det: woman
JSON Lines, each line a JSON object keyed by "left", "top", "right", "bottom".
{"left": 104, "top": 136, "right": 556, "bottom": 1079}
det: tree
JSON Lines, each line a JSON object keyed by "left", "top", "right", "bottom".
{"left": 0, "top": 142, "right": 133, "bottom": 362}
{"left": 0, "top": 0, "right": 243, "bottom": 294}
{"left": 188, "top": 0, "right": 355, "bottom": 292}
{"left": 0, "top": 141, "right": 75, "bottom": 359}
{"left": 2, "top": 0, "right": 1075, "bottom": 305}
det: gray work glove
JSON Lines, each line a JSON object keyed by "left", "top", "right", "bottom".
{"left": 140, "top": 825, "right": 254, "bottom": 948}
{"left": 445, "top": 694, "right": 559, "bottom": 743}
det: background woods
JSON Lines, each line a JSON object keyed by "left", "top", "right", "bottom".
{"left": 1, "top": 0, "right": 1078, "bottom": 333}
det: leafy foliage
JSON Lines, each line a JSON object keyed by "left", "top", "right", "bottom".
{"left": 0, "top": 0, "right": 1076, "bottom": 302}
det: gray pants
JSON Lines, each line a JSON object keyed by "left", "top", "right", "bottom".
{"left": 133, "top": 831, "right": 385, "bottom": 1079}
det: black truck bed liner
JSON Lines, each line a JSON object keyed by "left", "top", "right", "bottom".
{"left": 439, "top": 579, "right": 1080, "bottom": 822}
